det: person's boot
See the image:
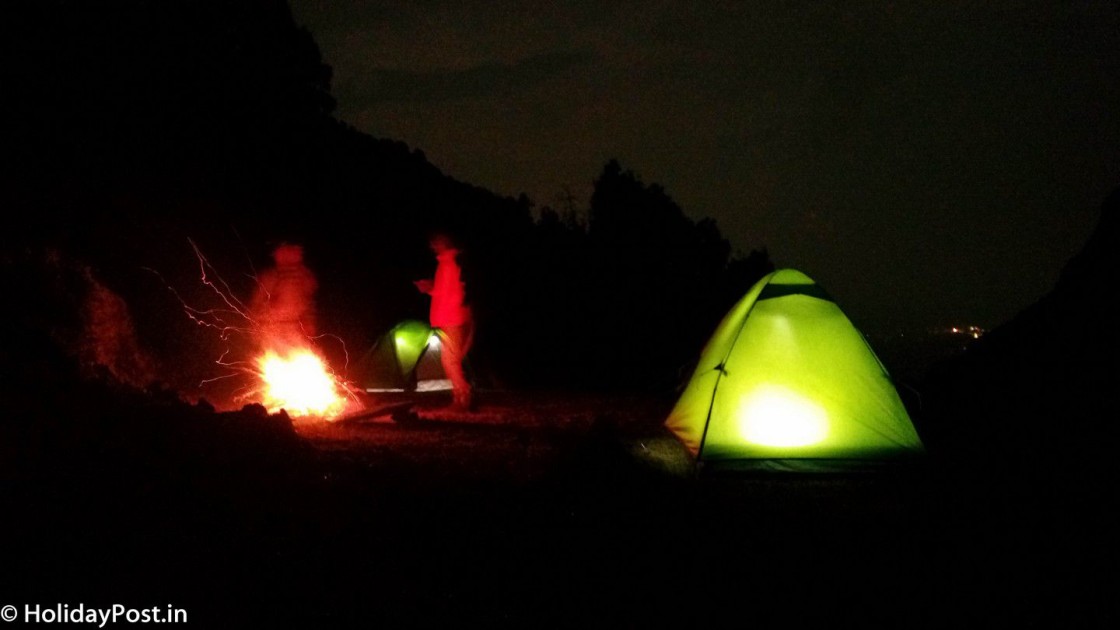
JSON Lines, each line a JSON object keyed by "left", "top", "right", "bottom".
{"left": 451, "top": 388, "right": 476, "bottom": 412}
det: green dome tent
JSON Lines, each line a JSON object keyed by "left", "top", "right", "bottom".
{"left": 353, "top": 320, "right": 448, "bottom": 392}
{"left": 666, "top": 269, "right": 924, "bottom": 471}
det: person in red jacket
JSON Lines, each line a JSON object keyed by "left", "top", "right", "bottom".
{"left": 414, "top": 232, "right": 474, "bottom": 410}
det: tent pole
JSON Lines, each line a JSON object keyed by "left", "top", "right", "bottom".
{"left": 695, "top": 272, "right": 773, "bottom": 462}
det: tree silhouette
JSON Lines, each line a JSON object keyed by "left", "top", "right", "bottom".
{"left": 577, "top": 160, "right": 770, "bottom": 389}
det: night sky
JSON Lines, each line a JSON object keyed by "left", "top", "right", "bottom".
{"left": 290, "top": 1, "right": 1119, "bottom": 332}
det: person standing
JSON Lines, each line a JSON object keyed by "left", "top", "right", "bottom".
{"left": 251, "top": 242, "right": 318, "bottom": 352}
{"left": 414, "top": 232, "right": 474, "bottom": 411}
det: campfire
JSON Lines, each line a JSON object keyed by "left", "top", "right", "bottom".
{"left": 156, "top": 239, "right": 360, "bottom": 421}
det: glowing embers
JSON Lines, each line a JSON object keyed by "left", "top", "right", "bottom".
{"left": 258, "top": 348, "right": 348, "bottom": 419}
{"left": 737, "top": 385, "right": 828, "bottom": 447}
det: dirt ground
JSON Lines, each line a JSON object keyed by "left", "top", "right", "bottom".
{"left": 297, "top": 389, "right": 684, "bottom": 481}
{"left": 2, "top": 390, "right": 1111, "bottom": 627}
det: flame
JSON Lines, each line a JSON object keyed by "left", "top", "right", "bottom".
{"left": 257, "top": 347, "right": 349, "bottom": 419}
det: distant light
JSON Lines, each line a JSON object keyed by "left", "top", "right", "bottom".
{"left": 951, "top": 327, "right": 959, "bottom": 333}
{"left": 737, "top": 385, "right": 828, "bottom": 447}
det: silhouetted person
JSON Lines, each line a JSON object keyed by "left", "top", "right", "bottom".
{"left": 251, "top": 242, "right": 318, "bottom": 352}
{"left": 414, "top": 232, "right": 474, "bottom": 410}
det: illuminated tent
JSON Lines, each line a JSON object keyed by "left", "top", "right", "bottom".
{"left": 353, "top": 320, "right": 448, "bottom": 392}
{"left": 666, "top": 269, "right": 924, "bottom": 470}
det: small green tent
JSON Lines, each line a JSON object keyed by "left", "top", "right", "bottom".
{"left": 666, "top": 269, "right": 924, "bottom": 470}
{"left": 353, "top": 320, "right": 447, "bottom": 392}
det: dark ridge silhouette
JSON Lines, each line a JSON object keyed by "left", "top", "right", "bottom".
{"left": 923, "top": 186, "right": 1119, "bottom": 474}
{"left": 2, "top": 0, "right": 768, "bottom": 398}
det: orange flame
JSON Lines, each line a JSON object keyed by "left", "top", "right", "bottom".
{"left": 257, "top": 347, "right": 349, "bottom": 419}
